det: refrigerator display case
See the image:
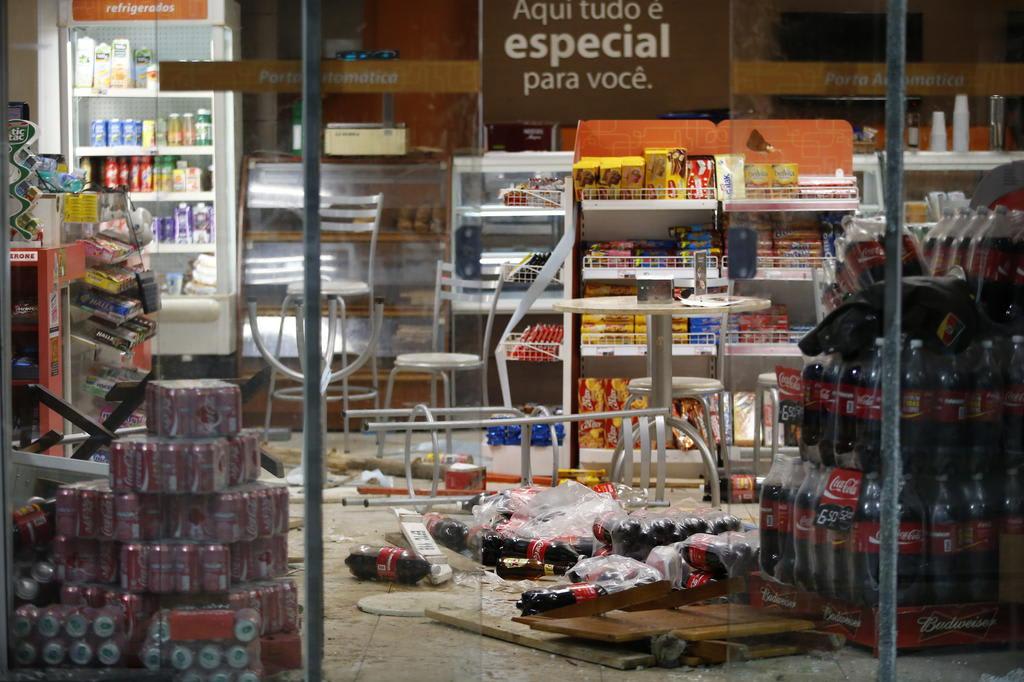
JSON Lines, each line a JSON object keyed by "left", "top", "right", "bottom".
{"left": 58, "top": 0, "right": 241, "bottom": 356}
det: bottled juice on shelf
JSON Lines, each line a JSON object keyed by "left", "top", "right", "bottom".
{"left": 167, "top": 113, "right": 182, "bottom": 146}
{"left": 181, "top": 113, "right": 196, "bottom": 146}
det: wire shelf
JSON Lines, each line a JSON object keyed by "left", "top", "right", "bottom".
{"left": 501, "top": 260, "right": 563, "bottom": 284}
{"left": 581, "top": 187, "right": 718, "bottom": 201}
{"left": 501, "top": 333, "right": 564, "bottom": 362}
{"left": 583, "top": 253, "right": 722, "bottom": 270}
{"left": 500, "top": 188, "right": 563, "bottom": 208}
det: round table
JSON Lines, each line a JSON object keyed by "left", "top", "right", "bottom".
{"left": 554, "top": 295, "right": 771, "bottom": 411}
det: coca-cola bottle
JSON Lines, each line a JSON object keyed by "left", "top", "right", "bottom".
{"left": 800, "top": 356, "right": 826, "bottom": 464}
{"left": 810, "top": 467, "right": 832, "bottom": 595}
{"left": 516, "top": 583, "right": 608, "bottom": 616}
{"left": 792, "top": 463, "right": 821, "bottom": 591}
{"left": 833, "top": 357, "right": 863, "bottom": 464}
{"left": 344, "top": 545, "right": 431, "bottom": 584}
{"left": 932, "top": 208, "right": 971, "bottom": 276}
{"left": 1001, "top": 212, "right": 1024, "bottom": 323}
{"left": 758, "top": 452, "right": 790, "bottom": 577}
{"left": 959, "top": 473, "right": 998, "bottom": 602}
{"left": 965, "top": 340, "right": 1004, "bottom": 475}
{"left": 969, "top": 206, "right": 1017, "bottom": 322}
{"left": 774, "top": 456, "right": 806, "bottom": 585}
{"left": 923, "top": 208, "right": 956, "bottom": 275}
{"left": 846, "top": 472, "right": 881, "bottom": 605}
{"left": 901, "top": 339, "right": 931, "bottom": 474}
{"left": 818, "top": 356, "right": 841, "bottom": 467}
{"left": 501, "top": 538, "right": 580, "bottom": 565}
{"left": 467, "top": 526, "right": 503, "bottom": 566}
{"left": 924, "top": 475, "right": 962, "bottom": 604}
{"left": 950, "top": 207, "right": 990, "bottom": 274}
{"left": 853, "top": 339, "right": 884, "bottom": 473}
{"left": 423, "top": 513, "right": 469, "bottom": 553}
{"left": 896, "top": 474, "right": 928, "bottom": 606}
{"left": 1003, "top": 336, "right": 1024, "bottom": 471}
{"left": 999, "top": 468, "right": 1024, "bottom": 575}
{"left": 930, "top": 349, "right": 968, "bottom": 476}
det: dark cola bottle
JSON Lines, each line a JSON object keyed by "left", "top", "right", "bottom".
{"left": 951, "top": 207, "right": 990, "bottom": 274}
{"left": 822, "top": 469, "right": 859, "bottom": 599}
{"left": 467, "top": 526, "right": 503, "bottom": 566}
{"left": 345, "top": 545, "right": 431, "bottom": 584}
{"left": 810, "top": 467, "right": 833, "bottom": 595}
{"left": 971, "top": 206, "right": 1017, "bottom": 321}
{"left": 896, "top": 475, "right": 928, "bottom": 606}
{"left": 423, "top": 513, "right": 469, "bottom": 553}
{"left": 516, "top": 583, "right": 608, "bottom": 616}
{"left": 853, "top": 338, "right": 884, "bottom": 473}
{"left": 774, "top": 456, "right": 805, "bottom": 585}
{"left": 818, "top": 356, "right": 841, "bottom": 467}
{"left": 610, "top": 516, "right": 647, "bottom": 560}
{"left": 792, "top": 463, "right": 821, "bottom": 591}
{"left": 964, "top": 340, "right": 1004, "bottom": 475}
{"left": 705, "top": 512, "right": 742, "bottom": 536}
{"left": 999, "top": 468, "right": 1024, "bottom": 578}
{"left": 930, "top": 349, "right": 969, "bottom": 476}
{"left": 846, "top": 472, "right": 881, "bottom": 605}
{"left": 833, "top": 356, "right": 863, "bottom": 465}
{"left": 901, "top": 339, "right": 931, "bottom": 475}
{"left": 496, "top": 557, "right": 571, "bottom": 580}
{"left": 502, "top": 538, "right": 580, "bottom": 565}
{"left": 1002, "top": 211, "right": 1024, "bottom": 322}
{"left": 593, "top": 510, "right": 624, "bottom": 547}
{"left": 800, "top": 356, "right": 826, "bottom": 464}
{"left": 959, "top": 473, "right": 998, "bottom": 602}
{"left": 1003, "top": 336, "right": 1024, "bottom": 471}
{"left": 758, "top": 453, "right": 791, "bottom": 577}
{"left": 923, "top": 208, "right": 956, "bottom": 274}
{"left": 925, "top": 475, "right": 962, "bottom": 604}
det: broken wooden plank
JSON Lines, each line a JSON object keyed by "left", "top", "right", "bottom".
{"left": 424, "top": 608, "right": 655, "bottom": 671}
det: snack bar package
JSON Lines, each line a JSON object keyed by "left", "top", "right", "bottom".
{"left": 598, "top": 158, "right": 622, "bottom": 199}
{"left": 573, "top": 158, "right": 599, "bottom": 200}
{"left": 619, "top": 156, "right": 645, "bottom": 199}
{"left": 686, "top": 156, "right": 716, "bottom": 200}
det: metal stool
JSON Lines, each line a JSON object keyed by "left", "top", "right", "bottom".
{"left": 608, "top": 376, "right": 727, "bottom": 506}
{"left": 753, "top": 372, "right": 780, "bottom": 476}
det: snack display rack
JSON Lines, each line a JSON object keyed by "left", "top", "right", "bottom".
{"left": 563, "top": 119, "right": 856, "bottom": 471}
{"left": 58, "top": 0, "right": 241, "bottom": 357}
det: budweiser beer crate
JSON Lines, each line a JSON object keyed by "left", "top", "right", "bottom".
{"left": 749, "top": 573, "right": 1024, "bottom": 654}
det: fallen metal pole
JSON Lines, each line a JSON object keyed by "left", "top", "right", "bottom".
{"left": 346, "top": 495, "right": 482, "bottom": 508}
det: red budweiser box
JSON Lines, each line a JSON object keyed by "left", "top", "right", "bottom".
{"left": 749, "top": 573, "right": 1023, "bottom": 654}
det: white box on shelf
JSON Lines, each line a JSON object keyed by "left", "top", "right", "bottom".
{"left": 325, "top": 125, "right": 407, "bottom": 156}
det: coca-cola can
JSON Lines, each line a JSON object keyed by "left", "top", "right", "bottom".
{"left": 83, "top": 585, "right": 107, "bottom": 607}
{"left": 134, "top": 442, "right": 162, "bottom": 493}
{"left": 139, "top": 495, "right": 164, "bottom": 540}
{"left": 78, "top": 489, "right": 100, "bottom": 538}
{"left": 92, "top": 605, "right": 122, "bottom": 638}
{"left": 109, "top": 441, "right": 135, "bottom": 491}
{"left": 151, "top": 386, "right": 190, "bottom": 437}
{"left": 220, "top": 385, "right": 241, "bottom": 435}
{"left": 251, "top": 538, "right": 274, "bottom": 579}
{"left": 71, "top": 539, "right": 99, "bottom": 583}
{"left": 230, "top": 540, "right": 251, "bottom": 583}
{"left": 191, "top": 386, "right": 221, "bottom": 437}
{"left": 55, "top": 487, "right": 80, "bottom": 537}
{"left": 147, "top": 544, "right": 175, "bottom": 594}
{"left": 52, "top": 535, "right": 70, "bottom": 582}
{"left": 120, "top": 544, "right": 148, "bottom": 592}
{"left": 60, "top": 583, "right": 84, "bottom": 606}
{"left": 199, "top": 543, "right": 230, "bottom": 592}
{"left": 189, "top": 441, "right": 226, "bottom": 493}
{"left": 211, "top": 492, "right": 242, "bottom": 543}
{"left": 271, "top": 535, "right": 288, "bottom": 576}
{"left": 241, "top": 489, "right": 258, "bottom": 541}
{"left": 98, "top": 491, "right": 115, "bottom": 540}
{"left": 114, "top": 493, "right": 141, "bottom": 541}
{"left": 256, "top": 488, "right": 275, "bottom": 537}
{"left": 160, "top": 441, "right": 188, "bottom": 493}
{"left": 12, "top": 604, "right": 39, "bottom": 638}
{"left": 228, "top": 588, "right": 249, "bottom": 612}
{"left": 281, "top": 580, "right": 298, "bottom": 632}
{"left": 242, "top": 432, "right": 261, "bottom": 482}
{"left": 258, "top": 585, "right": 281, "bottom": 634}
{"left": 234, "top": 607, "right": 261, "bottom": 642}
{"left": 174, "top": 544, "right": 201, "bottom": 594}
{"left": 37, "top": 605, "right": 65, "bottom": 638}
{"left": 227, "top": 438, "right": 245, "bottom": 486}
{"left": 275, "top": 486, "right": 290, "bottom": 535}
{"left": 97, "top": 541, "right": 118, "bottom": 583}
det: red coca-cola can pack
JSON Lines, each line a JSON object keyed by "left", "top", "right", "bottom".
{"left": 200, "top": 544, "right": 230, "bottom": 592}
{"left": 211, "top": 492, "right": 243, "bottom": 543}
{"left": 173, "top": 544, "right": 200, "bottom": 594}
{"left": 78, "top": 489, "right": 100, "bottom": 538}
{"left": 134, "top": 441, "right": 161, "bottom": 493}
{"left": 98, "top": 491, "right": 115, "bottom": 540}
{"left": 109, "top": 441, "right": 135, "bottom": 491}
{"left": 188, "top": 440, "right": 228, "bottom": 493}
{"left": 113, "top": 493, "right": 141, "bottom": 542}
{"left": 120, "top": 544, "right": 148, "bottom": 592}
{"left": 55, "top": 487, "right": 79, "bottom": 537}
{"left": 146, "top": 379, "right": 241, "bottom": 438}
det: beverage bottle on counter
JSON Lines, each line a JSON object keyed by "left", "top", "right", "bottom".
{"left": 925, "top": 475, "right": 962, "bottom": 604}
{"left": 501, "top": 538, "right": 580, "bottom": 565}
{"left": 467, "top": 525, "right": 503, "bottom": 566}
{"left": 495, "top": 557, "right": 571, "bottom": 580}
{"left": 758, "top": 452, "right": 791, "bottom": 577}
{"left": 931, "top": 349, "right": 968, "bottom": 476}
{"left": 959, "top": 473, "right": 998, "bottom": 602}
{"left": 800, "top": 356, "right": 826, "bottom": 464}
{"left": 922, "top": 208, "right": 955, "bottom": 274}
{"left": 1003, "top": 336, "right": 1024, "bottom": 471}
{"left": 846, "top": 472, "right": 881, "bottom": 605}
{"left": 423, "top": 513, "right": 469, "bottom": 553}
{"left": 833, "top": 355, "right": 863, "bottom": 465}
{"left": 791, "top": 463, "right": 821, "bottom": 591}
{"left": 818, "top": 355, "right": 841, "bottom": 467}
{"left": 344, "top": 545, "right": 431, "bottom": 584}
{"left": 900, "top": 339, "right": 930, "bottom": 474}
{"left": 516, "top": 583, "right": 608, "bottom": 616}
{"left": 774, "top": 455, "right": 806, "bottom": 585}
{"left": 965, "top": 340, "right": 1003, "bottom": 474}
{"left": 12, "top": 498, "right": 55, "bottom": 549}
{"left": 896, "top": 474, "right": 928, "bottom": 606}
{"left": 853, "top": 339, "right": 884, "bottom": 473}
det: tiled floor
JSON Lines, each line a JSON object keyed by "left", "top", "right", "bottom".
{"left": 280, "top": 431, "right": 1024, "bottom": 682}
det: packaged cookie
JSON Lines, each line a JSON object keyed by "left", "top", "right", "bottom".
{"left": 745, "top": 163, "right": 772, "bottom": 198}
{"left": 598, "top": 158, "right": 622, "bottom": 199}
{"left": 686, "top": 156, "right": 716, "bottom": 200}
{"left": 573, "top": 158, "right": 600, "bottom": 200}
{"left": 619, "top": 156, "right": 645, "bottom": 199}
{"left": 644, "top": 148, "right": 669, "bottom": 198}
{"left": 666, "top": 148, "right": 688, "bottom": 199}
{"left": 578, "top": 378, "right": 606, "bottom": 448}
{"left": 772, "top": 163, "right": 799, "bottom": 198}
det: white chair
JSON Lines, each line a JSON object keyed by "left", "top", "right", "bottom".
{"left": 263, "top": 194, "right": 383, "bottom": 452}
{"left": 379, "top": 260, "right": 503, "bottom": 455}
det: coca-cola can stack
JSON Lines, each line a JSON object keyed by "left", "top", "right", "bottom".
{"left": 137, "top": 607, "right": 265, "bottom": 678}
{"left": 763, "top": 310, "right": 1024, "bottom": 614}
{"left": 9, "top": 603, "right": 132, "bottom": 669}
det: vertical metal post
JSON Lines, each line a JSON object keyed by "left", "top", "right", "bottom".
{"left": 301, "top": 1, "right": 324, "bottom": 680}
{"left": 879, "top": 1, "right": 907, "bottom": 678}
{"left": 0, "top": 0, "right": 12, "bottom": 671}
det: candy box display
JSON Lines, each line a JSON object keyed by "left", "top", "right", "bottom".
{"left": 145, "top": 379, "right": 242, "bottom": 439}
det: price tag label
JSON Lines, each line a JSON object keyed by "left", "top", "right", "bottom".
{"left": 63, "top": 193, "right": 100, "bottom": 224}
{"left": 775, "top": 365, "right": 803, "bottom": 426}
{"left": 814, "top": 468, "right": 863, "bottom": 531}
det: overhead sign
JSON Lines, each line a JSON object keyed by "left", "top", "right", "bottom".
{"left": 72, "top": 0, "right": 208, "bottom": 21}
{"left": 482, "top": 0, "right": 727, "bottom": 122}
{"left": 733, "top": 61, "right": 1024, "bottom": 96}
{"left": 159, "top": 60, "right": 480, "bottom": 94}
